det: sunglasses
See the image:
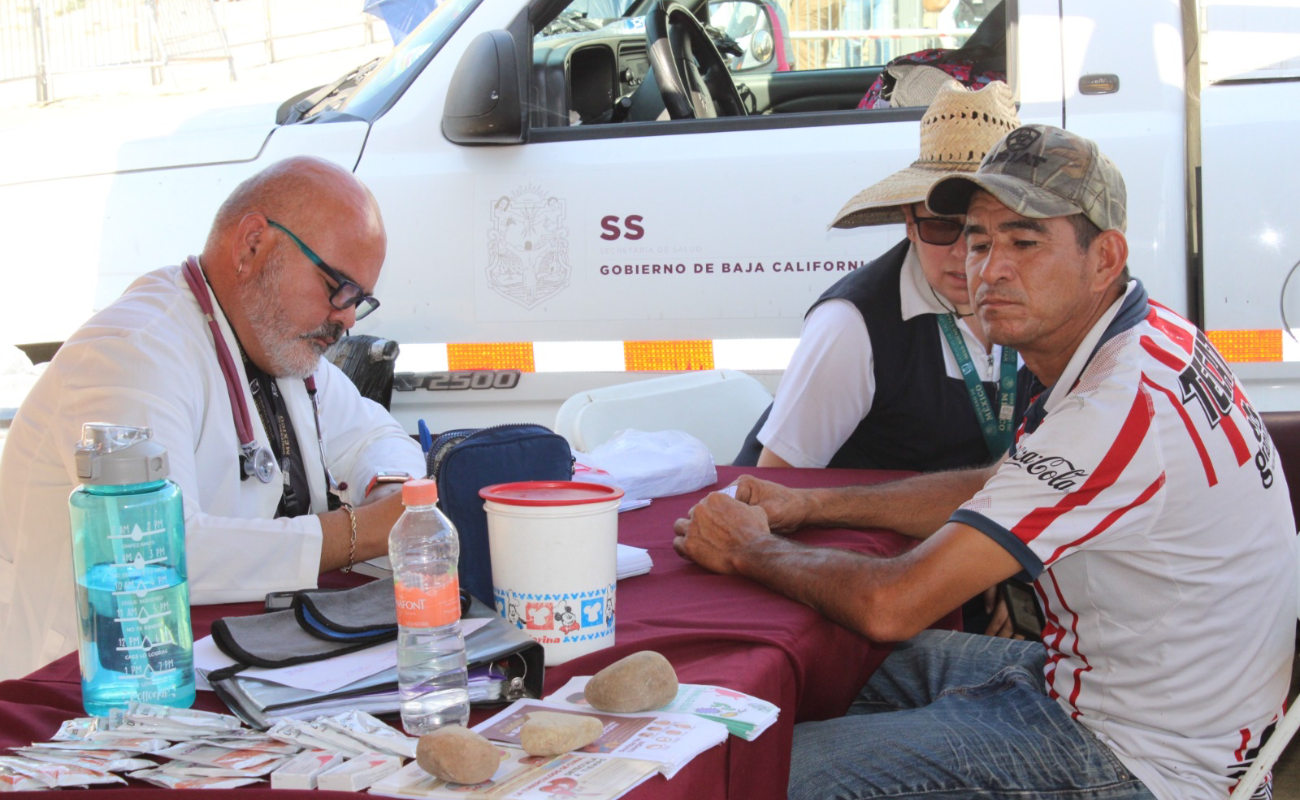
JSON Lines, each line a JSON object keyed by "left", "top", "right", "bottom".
{"left": 266, "top": 219, "right": 380, "bottom": 320}
{"left": 912, "top": 214, "right": 965, "bottom": 247}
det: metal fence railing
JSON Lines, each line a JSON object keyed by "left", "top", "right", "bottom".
{"left": 771, "top": 0, "right": 974, "bottom": 70}
{"left": 0, "top": 0, "right": 383, "bottom": 104}
{"left": 0, "top": 1, "right": 41, "bottom": 90}
{"left": 0, "top": 0, "right": 229, "bottom": 102}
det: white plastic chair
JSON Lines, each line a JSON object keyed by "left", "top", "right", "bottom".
{"left": 1229, "top": 535, "right": 1300, "bottom": 799}
{"left": 554, "top": 370, "right": 772, "bottom": 464}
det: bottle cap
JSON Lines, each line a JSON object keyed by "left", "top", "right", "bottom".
{"left": 74, "top": 423, "right": 170, "bottom": 486}
{"left": 402, "top": 478, "right": 439, "bottom": 506}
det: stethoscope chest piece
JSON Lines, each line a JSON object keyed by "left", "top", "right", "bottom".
{"left": 242, "top": 443, "right": 278, "bottom": 484}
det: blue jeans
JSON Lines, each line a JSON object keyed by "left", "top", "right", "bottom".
{"left": 788, "top": 631, "right": 1158, "bottom": 800}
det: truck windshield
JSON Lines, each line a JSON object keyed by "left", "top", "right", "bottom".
{"left": 330, "top": 0, "right": 483, "bottom": 121}
{"left": 536, "top": 0, "right": 638, "bottom": 39}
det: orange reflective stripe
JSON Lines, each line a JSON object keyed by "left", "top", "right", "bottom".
{"left": 1206, "top": 330, "right": 1283, "bottom": 363}
{"left": 623, "top": 340, "right": 715, "bottom": 371}
{"left": 446, "top": 342, "right": 536, "bottom": 372}
{"left": 400, "top": 339, "right": 799, "bottom": 374}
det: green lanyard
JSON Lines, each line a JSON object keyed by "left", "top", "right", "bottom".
{"left": 936, "top": 313, "right": 1019, "bottom": 458}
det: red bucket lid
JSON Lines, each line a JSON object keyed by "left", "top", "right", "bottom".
{"left": 479, "top": 481, "right": 625, "bottom": 506}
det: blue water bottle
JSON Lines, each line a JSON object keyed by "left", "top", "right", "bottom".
{"left": 68, "top": 423, "right": 195, "bottom": 715}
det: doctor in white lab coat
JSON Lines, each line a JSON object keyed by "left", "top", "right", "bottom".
{"left": 0, "top": 157, "right": 426, "bottom": 679}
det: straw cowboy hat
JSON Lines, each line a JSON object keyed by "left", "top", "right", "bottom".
{"left": 829, "top": 79, "right": 1020, "bottom": 228}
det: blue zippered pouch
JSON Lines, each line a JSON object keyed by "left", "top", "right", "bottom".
{"left": 427, "top": 424, "right": 574, "bottom": 605}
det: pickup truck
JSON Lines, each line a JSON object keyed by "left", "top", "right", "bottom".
{"left": 3, "top": 0, "right": 1298, "bottom": 440}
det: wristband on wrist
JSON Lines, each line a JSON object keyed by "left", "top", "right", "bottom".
{"left": 365, "top": 470, "right": 412, "bottom": 498}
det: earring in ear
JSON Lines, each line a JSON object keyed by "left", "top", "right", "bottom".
{"left": 237, "top": 262, "right": 245, "bottom": 275}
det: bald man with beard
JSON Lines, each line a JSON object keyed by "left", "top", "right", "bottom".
{"left": 0, "top": 157, "right": 425, "bottom": 678}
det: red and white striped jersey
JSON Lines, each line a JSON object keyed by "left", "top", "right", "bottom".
{"left": 952, "top": 282, "right": 1297, "bottom": 800}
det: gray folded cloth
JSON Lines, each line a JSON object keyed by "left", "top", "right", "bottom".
{"left": 293, "top": 578, "right": 397, "bottom": 640}
{"left": 210, "top": 610, "right": 377, "bottom": 676}
{"left": 208, "top": 579, "right": 399, "bottom": 679}
{"left": 888, "top": 64, "right": 960, "bottom": 108}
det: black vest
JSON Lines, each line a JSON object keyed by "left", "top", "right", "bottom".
{"left": 811, "top": 239, "right": 1034, "bottom": 472}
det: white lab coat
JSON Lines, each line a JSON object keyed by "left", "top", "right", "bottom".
{"left": 0, "top": 266, "right": 424, "bottom": 679}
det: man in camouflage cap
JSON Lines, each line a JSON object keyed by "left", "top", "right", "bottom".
{"left": 673, "top": 125, "right": 1295, "bottom": 800}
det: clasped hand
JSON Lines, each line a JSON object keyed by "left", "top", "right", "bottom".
{"left": 672, "top": 475, "right": 810, "bottom": 574}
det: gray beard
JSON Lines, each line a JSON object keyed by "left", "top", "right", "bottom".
{"left": 240, "top": 256, "right": 340, "bottom": 379}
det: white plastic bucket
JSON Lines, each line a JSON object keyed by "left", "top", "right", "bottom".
{"left": 479, "top": 481, "right": 625, "bottom": 665}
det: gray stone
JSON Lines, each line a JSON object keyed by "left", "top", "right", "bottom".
{"left": 584, "top": 650, "right": 679, "bottom": 713}
{"left": 519, "top": 711, "right": 605, "bottom": 757}
{"left": 416, "top": 726, "right": 500, "bottom": 786}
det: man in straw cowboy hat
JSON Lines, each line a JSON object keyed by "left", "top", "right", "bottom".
{"left": 676, "top": 125, "right": 1294, "bottom": 799}
{"left": 738, "top": 81, "right": 1029, "bottom": 481}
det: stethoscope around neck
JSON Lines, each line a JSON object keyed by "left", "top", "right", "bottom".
{"left": 182, "top": 257, "right": 346, "bottom": 499}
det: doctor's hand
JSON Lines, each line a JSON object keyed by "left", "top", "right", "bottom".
{"left": 673, "top": 492, "right": 774, "bottom": 575}
{"left": 730, "top": 474, "right": 811, "bottom": 535}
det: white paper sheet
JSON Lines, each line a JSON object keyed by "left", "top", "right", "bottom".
{"left": 616, "top": 544, "right": 653, "bottom": 579}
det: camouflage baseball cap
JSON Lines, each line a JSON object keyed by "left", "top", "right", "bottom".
{"left": 926, "top": 124, "right": 1127, "bottom": 233}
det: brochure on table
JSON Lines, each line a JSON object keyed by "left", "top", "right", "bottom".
{"left": 370, "top": 749, "right": 659, "bottom": 800}
{"left": 474, "top": 699, "right": 727, "bottom": 779}
{"left": 544, "top": 677, "right": 779, "bottom": 742}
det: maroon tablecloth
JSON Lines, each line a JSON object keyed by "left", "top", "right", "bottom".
{"left": 0, "top": 466, "right": 958, "bottom": 798}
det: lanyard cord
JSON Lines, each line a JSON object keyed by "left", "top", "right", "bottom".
{"left": 936, "top": 312, "right": 1019, "bottom": 458}
{"left": 929, "top": 283, "right": 975, "bottom": 319}
{"left": 182, "top": 257, "right": 257, "bottom": 449}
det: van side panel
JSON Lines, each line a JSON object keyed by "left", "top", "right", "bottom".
{"left": 1061, "top": 0, "right": 1189, "bottom": 317}
{"left": 1201, "top": 80, "right": 1300, "bottom": 411}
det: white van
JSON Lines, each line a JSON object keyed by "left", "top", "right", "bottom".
{"left": 2, "top": 0, "right": 1298, "bottom": 438}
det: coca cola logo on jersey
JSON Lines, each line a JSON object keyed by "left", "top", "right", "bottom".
{"left": 1006, "top": 449, "right": 1088, "bottom": 491}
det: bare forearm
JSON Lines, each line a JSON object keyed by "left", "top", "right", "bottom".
{"left": 730, "top": 535, "right": 911, "bottom": 641}
{"left": 676, "top": 493, "right": 1021, "bottom": 643}
{"left": 318, "top": 493, "right": 405, "bottom": 572}
{"left": 803, "top": 465, "right": 995, "bottom": 538}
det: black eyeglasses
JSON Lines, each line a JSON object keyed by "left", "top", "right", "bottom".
{"left": 912, "top": 214, "right": 965, "bottom": 247}
{"left": 266, "top": 219, "right": 381, "bottom": 320}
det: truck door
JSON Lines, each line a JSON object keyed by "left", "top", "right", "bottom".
{"left": 1198, "top": 0, "right": 1300, "bottom": 410}
{"left": 353, "top": 0, "right": 1039, "bottom": 427}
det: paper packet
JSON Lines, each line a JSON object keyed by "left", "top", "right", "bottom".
{"left": 0, "top": 756, "right": 125, "bottom": 788}
{"left": 317, "top": 752, "right": 403, "bottom": 792}
{"left": 154, "top": 742, "right": 285, "bottom": 774}
{"left": 14, "top": 747, "right": 153, "bottom": 773}
{"left": 129, "top": 767, "right": 262, "bottom": 790}
{"left": 270, "top": 750, "right": 346, "bottom": 790}
{"left": 320, "top": 710, "right": 418, "bottom": 759}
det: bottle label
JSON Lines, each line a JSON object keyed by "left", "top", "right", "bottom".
{"left": 394, "top": 575, "right": 460, "bottom": 627}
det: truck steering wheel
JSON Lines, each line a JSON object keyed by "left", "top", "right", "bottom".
{"left": 645, "top": 0, "right": 747, "bottom": 120}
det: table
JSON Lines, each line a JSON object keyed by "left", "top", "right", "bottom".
{"left": 0, "top": 466, "right": 960, "bottom": 798}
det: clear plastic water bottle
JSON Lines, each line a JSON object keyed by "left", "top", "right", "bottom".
{"left": 67, "top": 424, "right": 195, "bottom": 716}
{"left": 389, "top": 478, "right": 469, "bottom": 734}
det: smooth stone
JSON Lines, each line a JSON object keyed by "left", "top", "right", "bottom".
{"left": 416, "top": 726, "right": 499, "bottom": 786}
{"left": 584, "top": 650, "right": 679, "bottom": 713}
{"left": 519, "top": 711, "right": 605, "bottom": 756}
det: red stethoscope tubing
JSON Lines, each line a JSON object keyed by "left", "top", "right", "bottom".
{"left": 183, "top": 257, "right": 258, "bottom": 449}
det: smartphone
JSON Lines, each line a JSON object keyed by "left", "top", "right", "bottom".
{"left": 263, "top": 590, "right": 297, "bottom": 612}
{"left": 1000, "top": 579, "right": 1045, "bottom": 641}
